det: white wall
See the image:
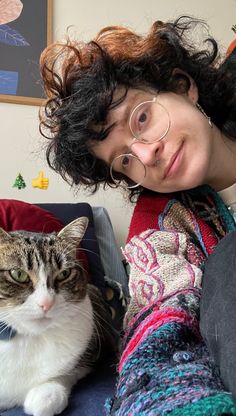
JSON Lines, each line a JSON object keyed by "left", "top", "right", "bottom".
{"left": 0, "top": 0, "right": 235, "bottom": 248}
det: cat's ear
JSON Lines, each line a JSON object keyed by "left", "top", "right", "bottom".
{"left": 0, "top": 228, "right": 12, "bottom": 242}
{"left": 58, "top": 217, "right": 89, "bottom": 245}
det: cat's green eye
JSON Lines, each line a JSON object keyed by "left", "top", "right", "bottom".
{"left": 57, "top": 269, "right": 72, "bottom": 281}
{"left": 9, "top": 269, "right": 29, "bottom": 283}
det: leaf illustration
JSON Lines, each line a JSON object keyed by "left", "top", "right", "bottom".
{"left": 0, "top": 24, "right": 30, "bottom": 46}
{"left": 0, "top": 0, "right": 23, "bottom": 25}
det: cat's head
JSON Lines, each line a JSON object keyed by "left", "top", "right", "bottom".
{"left": 0, "top": 217, "right": 89, "bottom": 335}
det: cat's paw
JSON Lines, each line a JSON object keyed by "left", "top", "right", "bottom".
{"left": 24, "top": 382, "right": 69, "bottom": 416}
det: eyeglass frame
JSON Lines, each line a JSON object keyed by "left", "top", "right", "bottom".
{"left": 109, "top": 95, "right": 171, "bottom": 189}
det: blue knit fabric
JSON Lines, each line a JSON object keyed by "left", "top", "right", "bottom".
{"left": 106, "top": 318, "right": 236, "bottom": 415}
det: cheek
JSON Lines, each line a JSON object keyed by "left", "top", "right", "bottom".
{"left": 173, "top": 105, "right": 213, "bottom": 163}
{"left": 144, "top": 138, "right": 212, "bottom": 193}
{"left": 18, "top": 291, "right": 41, "bottom": 312}
{"left": 0, "top": 288, "right": 33, "bottom": 308}
{"left": 173, "top": 139, "right": 212, "bottom": 191}
{"left": 170, "top": 96, "right": 211, "bottom": 133}
{"left": 185, "top": 126, "right": 213, "bottom": 169}
{"left": 61, "top": 278, "right": 87, "bottom": 302}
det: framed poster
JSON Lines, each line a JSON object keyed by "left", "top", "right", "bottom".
{"left": 0, "top": 0, "right": 52, "bottom": 106}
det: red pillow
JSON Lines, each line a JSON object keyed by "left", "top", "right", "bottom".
{"left": 127, "top": 193, "right": 171, "bottom": 242}
{"left": 0, "top": 199, "right": 88, "bottom": 272}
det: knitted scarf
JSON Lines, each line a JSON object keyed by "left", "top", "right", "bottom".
{"left": 106, "top": 185, "right": 236, "bottom": 415}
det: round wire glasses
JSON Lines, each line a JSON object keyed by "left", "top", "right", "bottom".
{"left": 110, "top": 96, "right": 171, "bottom": 189}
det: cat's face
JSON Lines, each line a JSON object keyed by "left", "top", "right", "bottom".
{"left": 0, "top": 217, "right": 89, "bottom": 335}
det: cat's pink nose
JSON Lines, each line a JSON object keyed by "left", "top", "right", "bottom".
{"left": 38, "top": 297, "right": 55, "bottom": 313}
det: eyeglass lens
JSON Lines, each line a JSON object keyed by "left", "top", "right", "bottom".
{"left": 110, "top": 99, "right": 170, "bottom": 189}
{"left": 129, "top": 100, "right": 170, "bottom": 143}
{"left": 110, "top": 154, "right": 146, "bottom": 189}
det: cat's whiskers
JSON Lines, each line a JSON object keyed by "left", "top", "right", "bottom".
{"left": 77, "top": 301, "right": 113, "bottom": 354}
{"left": 0, "top": 308, "right": 17, "bottom": 337}
{"left": 90, "top": 299, "right": 116, "bottom": 332}
{"left": 0, "top": 321, "right": 11, "bottom": 332}
{"left": 61, "top": 238, "right": 100, "bottom": 258}
{"left": 60, "top": 242, "right": 99, "bottom": 264}
{"left": 0, "top": 307, "right": 18, "bottom": 322}
{"left": 92, "top": 311, "right": 113, "bottom": 353}
{"left": 0, "top": 324, "right": 16, "bottom": 340}
{"left": 57, "top": 244, "right": 88, "bottom": 275}
{"left": 78, "top": 247, "right": 101, "bottom": 260}
{"left": 75, "top": 306, "right": 102, "bottom": 357}
{"left": 62, "top": 259, "right": 87, "bottom": 275}
{"left": 92, "top": 321, "right": 102, "bottom": 359}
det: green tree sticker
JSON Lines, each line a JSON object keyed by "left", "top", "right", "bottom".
{"left": 13, "top": 173, "right": 26, "bottom": 189}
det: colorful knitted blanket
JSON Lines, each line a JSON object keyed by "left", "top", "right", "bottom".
{"left": 106, "top": 185, "right": 236, "bottom": 415}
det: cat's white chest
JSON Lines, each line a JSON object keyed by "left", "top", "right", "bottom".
{"left": 0, "top": 295, "right": 94, "bottom": 408}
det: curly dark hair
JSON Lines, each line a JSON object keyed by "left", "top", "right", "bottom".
{"left": 39, "top": 16, "right": 236, "bottom": 199}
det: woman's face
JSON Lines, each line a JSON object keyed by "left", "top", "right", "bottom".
{"left": 92, "top": 86, "right": 217, "bottom": 193}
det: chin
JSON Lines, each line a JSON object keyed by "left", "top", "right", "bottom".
{"left": 146, "top": 177, "right": 205, "bottom": 194}
{"left": 18, "top": 318, "right": 53, "bottom": 335}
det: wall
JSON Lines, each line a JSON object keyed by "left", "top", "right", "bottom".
{"left": 0, "top": 0, "right": 235, "bottom": 248}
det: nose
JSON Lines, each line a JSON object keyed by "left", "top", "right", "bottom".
{"left": 131, "top": 140, "right": 163, "bottom": 166}
{"left": 38, "top": 295, "right": 55, "bottom": 313}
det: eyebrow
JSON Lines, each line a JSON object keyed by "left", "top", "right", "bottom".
{"left": 115, "top": 91, "right": 142, "bottom": 126}
{"left": 107, "top": 91, "right": 144, "bottom": 164}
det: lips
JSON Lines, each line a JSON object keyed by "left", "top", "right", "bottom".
{"left": 164, "top": 143, "right": 184, "bottom": 179}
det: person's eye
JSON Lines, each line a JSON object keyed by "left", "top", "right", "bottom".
{"left": 131, "top": 105, "right": 150, "bottom": 137}
{"left": 138, "top": 112, "right": 147, "bottom": 125}
{"left": 121, "top": 155, "right": 131, "bottom": 168}
{"left": 119, "top": 154, "right": 134, "bottom": 174}
{"left": 135, "top": 111, "right": 148, "bottom": 134}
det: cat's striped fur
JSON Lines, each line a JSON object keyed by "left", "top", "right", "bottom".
{"left": 0, "top": 217, "right": 117, "bottom": 416}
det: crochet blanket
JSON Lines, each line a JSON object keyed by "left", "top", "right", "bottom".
{"left": 106, "top": 186, "right": 236, "bottom": 415}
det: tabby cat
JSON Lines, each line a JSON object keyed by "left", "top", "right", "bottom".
{"left": 0, "top": 217, "right": 117, "bottom": 416}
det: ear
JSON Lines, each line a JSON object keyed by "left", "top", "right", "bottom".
{"left": 172, "top": 68, "right": 199, "bottom": 104}
{"left": 0, "top": 228, "right": 12, "bottom": 242}
{"left": 58, "top": 217, "right": 89, "bottom": 245}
